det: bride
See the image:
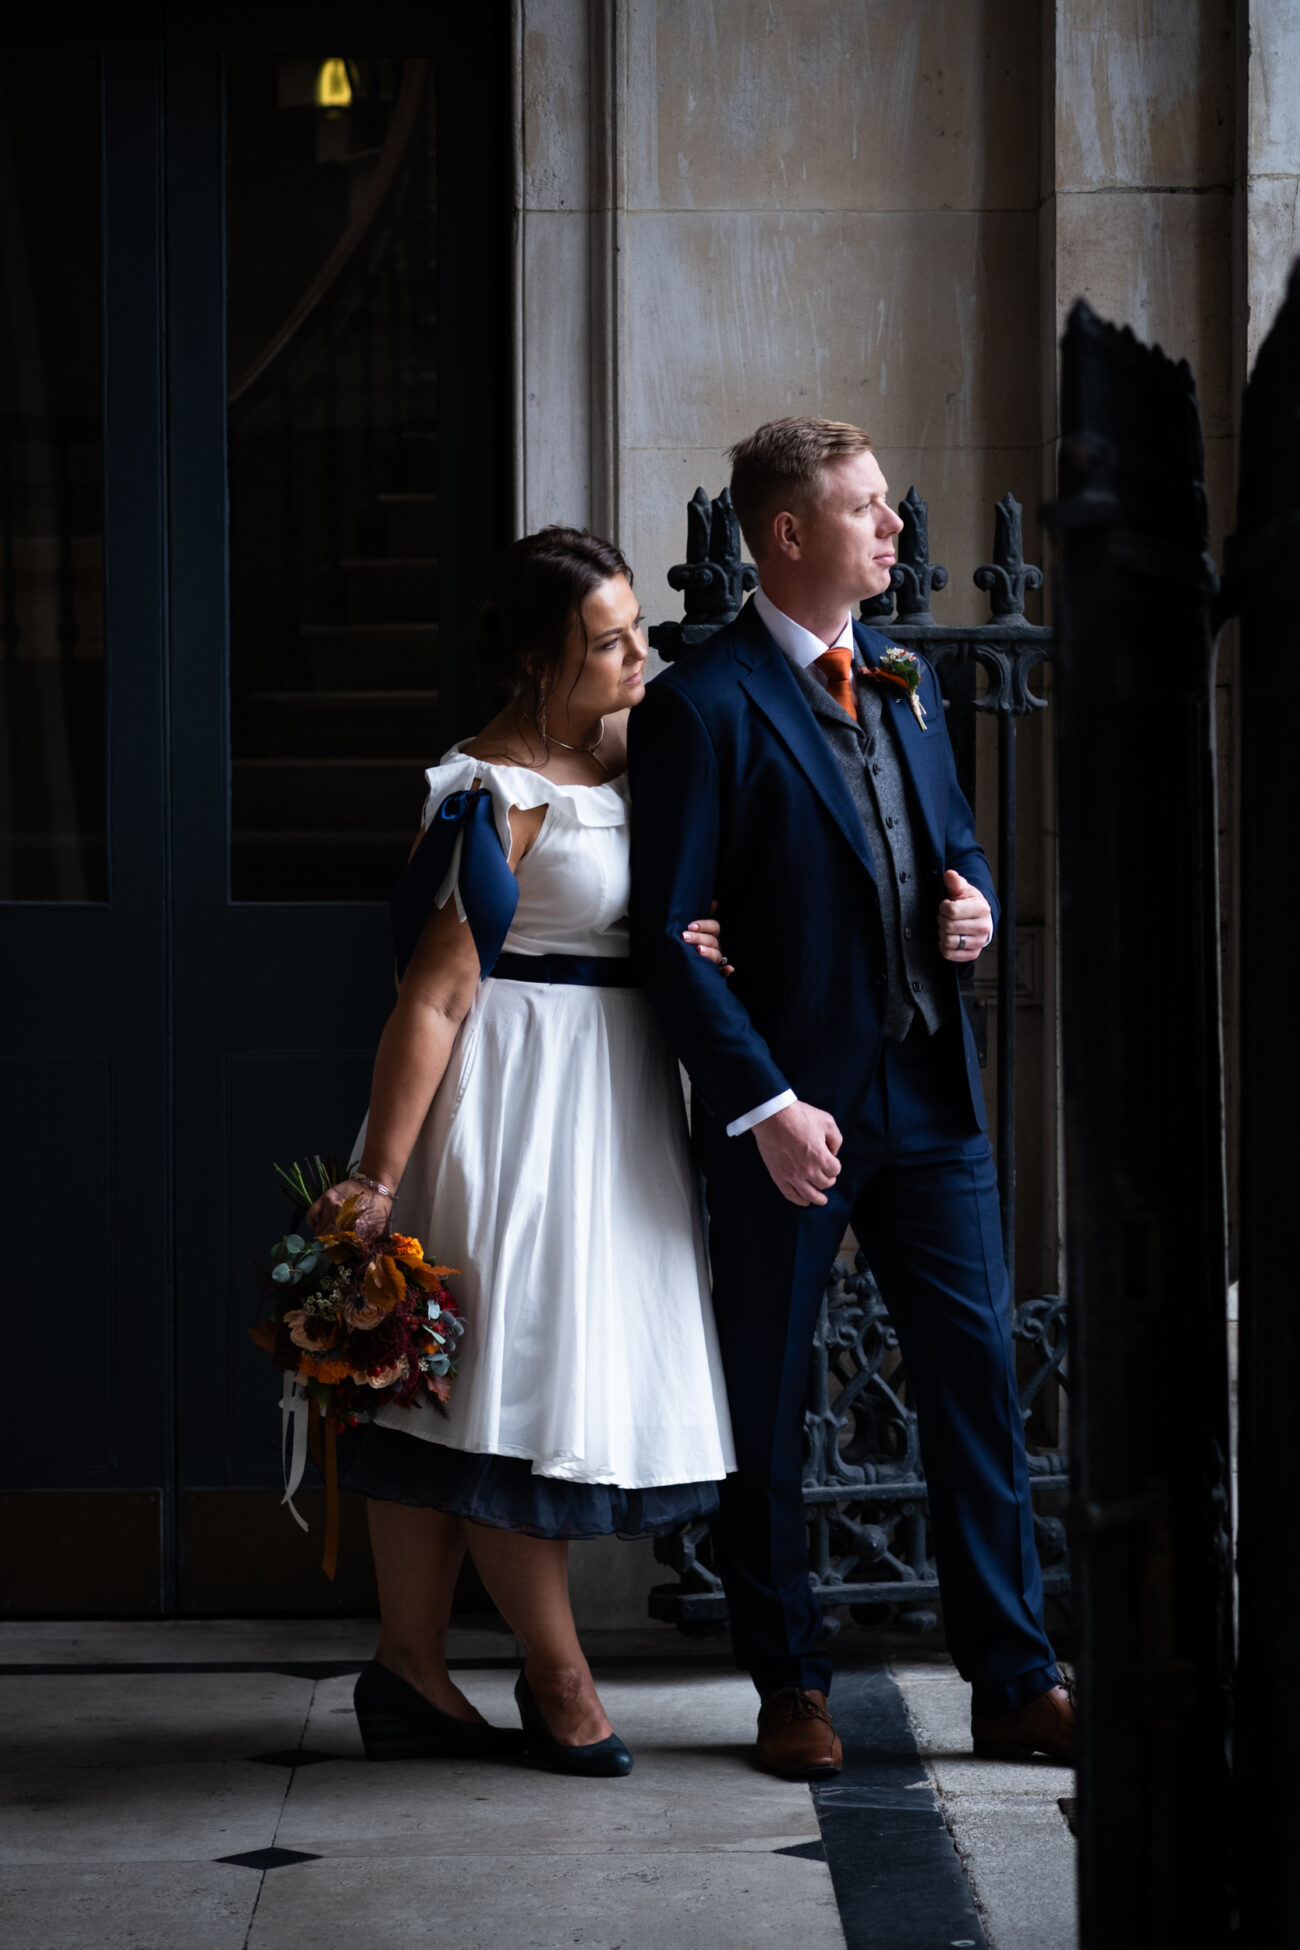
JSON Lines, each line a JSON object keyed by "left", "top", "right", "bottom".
{"left": 307, "top": 526, "right": 734, "bottom": 1777}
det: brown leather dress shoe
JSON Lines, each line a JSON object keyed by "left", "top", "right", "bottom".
{"left": 971, "top": 1683, "right": 1076, "bottom": 1765}
{"left": 756, "top": 1687, "right": 843, "bottom": 1780}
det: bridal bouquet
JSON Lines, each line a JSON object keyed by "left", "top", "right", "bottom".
{"left": 249, "top": 1157, "right": 464, "bottom": 1578}
{"left": 249, "top": 1157, "right": 463, "bottom": 1428}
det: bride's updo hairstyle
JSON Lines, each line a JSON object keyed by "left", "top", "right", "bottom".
{"left": 475, "top": 526, "right": 633, "bottom": 724}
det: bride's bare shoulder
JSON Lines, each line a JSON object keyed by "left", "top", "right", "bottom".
{"left": 461, "top": 711, "right": 545, "bottom": 771}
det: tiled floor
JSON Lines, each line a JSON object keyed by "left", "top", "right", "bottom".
{"left": 893, "top": 1662, "right": 1077, "bottom": 1950}
{"left": 0, "top": 1624, "right": 836, "bottom": 1950}
{"left": 0, "top": 1621, "right": 1075, "bottom": 1950}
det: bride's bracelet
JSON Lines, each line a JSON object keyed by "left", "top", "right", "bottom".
{"left": 349, "top": 1167, "right": 398, "bottom": 1201}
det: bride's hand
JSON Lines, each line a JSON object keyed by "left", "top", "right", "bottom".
{"left": 306, "top": 1178, "right": 393, "bottom": 1241}
{"left": 683, "top": 901, "right": 734, "bottom": 978}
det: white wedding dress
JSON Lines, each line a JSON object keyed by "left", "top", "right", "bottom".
{"left": 358, "top": 747, "right": 735, "bottom": 1516}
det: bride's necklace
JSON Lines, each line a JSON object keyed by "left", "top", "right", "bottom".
{"left": 525, "top": 711, "right": 609, "bottom": 772}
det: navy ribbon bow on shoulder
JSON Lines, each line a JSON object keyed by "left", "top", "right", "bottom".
{"left": 391, "top": 788, "right": 519, "bottom": 980}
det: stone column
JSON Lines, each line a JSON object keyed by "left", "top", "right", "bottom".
{"left": 513, "top": 0, "right": 625, "bottom": 540}
{"left": 1239, "top": 0, "right": 1300, "bottom": 374}
{"left": 1039, "top": 0, "right": 1238, "bottom": 1296}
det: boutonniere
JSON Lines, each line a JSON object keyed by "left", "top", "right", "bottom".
{"left": 860, "top": 647, "right": 927, "bottom": 730}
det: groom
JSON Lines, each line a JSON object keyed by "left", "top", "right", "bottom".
{"left": 628, "top": 417, "right": 1071, "bottom": 1778}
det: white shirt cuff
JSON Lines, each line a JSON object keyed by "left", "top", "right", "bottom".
{"left": 726, "top": 1089, "right": 797, "bottom": 1138}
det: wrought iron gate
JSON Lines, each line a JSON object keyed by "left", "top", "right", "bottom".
{"left": 645, "top": 484, "right": 1067, "bottom": 1634}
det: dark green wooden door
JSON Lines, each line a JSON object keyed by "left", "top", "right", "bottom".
{"left": 1, "top": 14, "right": 511, "bottom": 1615}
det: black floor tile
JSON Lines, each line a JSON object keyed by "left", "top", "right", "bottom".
{"left": 216, "top": 1847, "right": 322, "bottom": 1872}
{"left": 812, "top": 1666, "right": 986, "bottom": 1950}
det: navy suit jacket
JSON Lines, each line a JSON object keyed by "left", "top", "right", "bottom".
{"left": 627, "top": 598, "right": 997, "bottom": 1147}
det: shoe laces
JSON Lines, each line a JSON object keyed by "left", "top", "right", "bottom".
{"left": 789, "top": 1689, "right": 829, "bottom": 1722}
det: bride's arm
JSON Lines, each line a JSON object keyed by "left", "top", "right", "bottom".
{"left": 308, "top": 800, "right": 545, "bottom": 1236}
{"left": 307, "top": 892, "right": 481, "bottom": 1236}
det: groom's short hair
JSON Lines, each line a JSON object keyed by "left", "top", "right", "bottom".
{"left": 728, "top": 417, "right": 874, "bottom": 558}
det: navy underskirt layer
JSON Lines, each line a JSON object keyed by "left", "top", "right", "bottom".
{"left": 342, "top": 1423, "right": 720, "bottom": 1541}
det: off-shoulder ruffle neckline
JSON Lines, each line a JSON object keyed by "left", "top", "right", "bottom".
{"left": 420, "top": 746, "right": 629, "bottom": 851}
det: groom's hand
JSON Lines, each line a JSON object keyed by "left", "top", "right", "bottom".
{"left": 753, "top": 1101, "right": 843, "bottom": 1207}
{"left": 938, "top": 869, "right": 993, "bottom": 962}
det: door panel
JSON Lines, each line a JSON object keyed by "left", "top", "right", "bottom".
{"left": 165, "top": 57, "right": 397, "bottom": 1531}
{"left": 1, "top": 52, "right": 172, "bottom": 1607}
{"left": 165, "top": 20, "right": 511, "bottom": 1607}
{"left": 0, "top": 52, "right": 106, "bottom": 902}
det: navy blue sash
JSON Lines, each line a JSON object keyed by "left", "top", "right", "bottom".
{"left": 492, "top": 952, "right": 639, "bottom": 988}
{"left": 391, "top": 789, "right": 519, "bottom": 980}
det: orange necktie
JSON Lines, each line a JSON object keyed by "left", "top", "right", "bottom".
{"left": 814, "top": 646, "right": 858, "bottom": 722}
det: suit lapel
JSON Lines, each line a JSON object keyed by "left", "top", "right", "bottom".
{"left": 733, "top": 604, "right": 877, "bottom": 884}
{"left": 853, "top": 621, "right": 945, "bottom": 867}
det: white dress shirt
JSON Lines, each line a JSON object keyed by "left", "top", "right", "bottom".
{"left": 723, "top": 589, "right": 855, "bottom": 1137}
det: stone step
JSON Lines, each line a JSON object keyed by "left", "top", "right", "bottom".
{"left": 307, "top": 624, "right": 440, "bottom": 694}
{"left": 383, "top": 432, "right": 437, "bottom": 492}
{"left": 232, "top": 757, "right": 430, "bottom": 831}
{"left": 302, "top": 621, "right": 437, "bottom": 691}
{"left": 335, "top": 556, "right": 437, "bottom": 623}
{"left": 247, "top": 688, "right": 440, "bottom": 758}
{"left": 377, "top": 491, "right": 436, "bottom": 557}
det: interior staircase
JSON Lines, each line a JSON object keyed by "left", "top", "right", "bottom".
{"left": 229, "top": 61, "right": 440, "bottom": 904}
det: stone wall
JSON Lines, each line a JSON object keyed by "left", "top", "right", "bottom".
{"left": 516, "top": 0, "right": 1061, "bottom": 1298}
{"left": 511, "top": 0, "right": 1299, "bottom": 1618}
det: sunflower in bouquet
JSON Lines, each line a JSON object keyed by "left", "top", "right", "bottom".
{"left": 249, "top": 1156, "right": 463, "bottom": 1429}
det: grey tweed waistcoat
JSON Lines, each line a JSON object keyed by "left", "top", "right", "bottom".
{"left": 788, "top": 655, "right": 952, "bottom": 1043}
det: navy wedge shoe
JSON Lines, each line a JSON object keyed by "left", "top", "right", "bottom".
{"left": 514, "top": 1670, "right": 633, "bottom": 1776}
{"left": 353, "top": 1660, "right": 525, "bottom": 1761}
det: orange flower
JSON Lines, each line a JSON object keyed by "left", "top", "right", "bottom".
{"left": 298, "top": 1353, "right": 352, "bottom": 1384}
{"left": 389, "top": 1232, "right": 423, "bottom": 1258}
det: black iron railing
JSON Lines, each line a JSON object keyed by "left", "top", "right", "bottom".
{"left": 647, "top": 486, "right": 1067, "bottom": 1635}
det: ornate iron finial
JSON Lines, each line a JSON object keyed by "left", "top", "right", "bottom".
{"left": 648, "top": 488, "right": 758, "bottom": 662}
{"left": 860, "top": 486, "right": 948, "bottom": 626}
{"left": 974, "top": 493, "right": 1044, "bottom": 627}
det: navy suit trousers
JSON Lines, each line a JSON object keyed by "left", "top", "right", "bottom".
{"left": 703, "top": 1015, "right": 1060, "bottom": 1716}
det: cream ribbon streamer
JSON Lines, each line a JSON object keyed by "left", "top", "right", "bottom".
{"left": 279, "top": 1378, "right": 312, "bottom": 1533}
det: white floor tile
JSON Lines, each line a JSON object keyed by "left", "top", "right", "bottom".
{"left": 0, "top": 1673, "right": 313, "bottom": 1770}
{"left": 0, "top": 1760, "right": 290, "bottom": 1865}
{"left": 247, "top": 1849, "right": 846, "bottom": 1950}
{"left": 0, "top": 1862, "right": 259, "bottom": 1950}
